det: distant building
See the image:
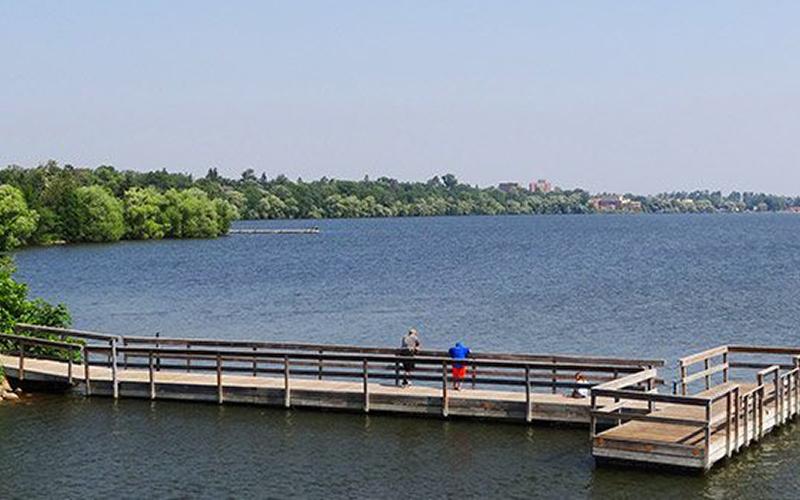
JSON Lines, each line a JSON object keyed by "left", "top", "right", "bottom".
{"left": 529, "top": 179, "right": 552, "bottom": 193}
{"left": 591, "top": 196, "right": 624, "bottom": 211}
{"left": 590, "top": 195, "right": 642, "bottom": 212}
{"left": 498, "top": 182, "right": 521, "bottom": 193}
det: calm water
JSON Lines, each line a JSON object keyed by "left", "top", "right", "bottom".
{"left": 6, "top": 214, "right": 800, "bottom": 498}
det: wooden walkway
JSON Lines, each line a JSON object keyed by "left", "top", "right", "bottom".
{"left": 1, "top": 354, "right": 610, "bottom": 422}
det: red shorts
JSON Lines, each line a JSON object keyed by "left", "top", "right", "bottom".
{"left": 452, "top": 366, "right": 467, "bottom": 380}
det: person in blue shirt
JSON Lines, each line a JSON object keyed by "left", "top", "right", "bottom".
{"left": 448, "top": 342, "right": 471, "bottom": 391}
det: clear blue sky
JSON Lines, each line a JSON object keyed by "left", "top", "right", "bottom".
{"left": 2, "top": 1, "right": 798, "bottom": 194}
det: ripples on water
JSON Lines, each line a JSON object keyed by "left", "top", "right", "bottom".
{"left": 7, "top": 214, "right": 800, "bottom": 498}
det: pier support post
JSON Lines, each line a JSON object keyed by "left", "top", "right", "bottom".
{"left": 363, "top": 359, "right": 369, "bottom": 413}
{"left": 704, "top": 401, "right": 712, "bottom": 467}
{"left": 525, "top": 366, "right": 532, "bottom": 423}
{"left": 111, "top": 338, "right": 119, "bottom": 399}
{"left": 284, "top": 356, "right": 291, "bottom": 408}
{"left": 725, "top": 391, "right": 732, "bottom": 458}
{"left": 733, "top": 386, "right": 740, "bottom": 453}
{"left": 149, "top": 352, "right": 156, "bottom": 400}
{"left": 442, "top": 361, "right": 449, "bottom": 418}
{"left": 18, "top": 341, "right": 25, "bottom": 381}
{"left": 216, "top": 354, "right": 223, "bottom": 404}
{"left": 83, "top": 346, "right": 91, "bottom": 396}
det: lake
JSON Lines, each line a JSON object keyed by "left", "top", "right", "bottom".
{"left": 5, "top": 214, "right": 800, "bottom": 498}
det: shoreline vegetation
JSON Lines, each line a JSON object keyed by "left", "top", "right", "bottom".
{"left": 1, "top": 161, "right": 799, "bottom": 251}
{"left": 0, "top": 256, "right": 73, "bottom": 397}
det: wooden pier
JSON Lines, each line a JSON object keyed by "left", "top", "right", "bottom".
{"left": 3, "top": 324, "right": 799, "bottom": 473}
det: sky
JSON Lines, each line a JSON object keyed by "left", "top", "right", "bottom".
{"left": 1, "top": 1, "right": 799, "bottom": 194}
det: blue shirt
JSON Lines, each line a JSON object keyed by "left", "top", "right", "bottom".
{"left": 448, "top": 343, "right": 471, "bottom": 368}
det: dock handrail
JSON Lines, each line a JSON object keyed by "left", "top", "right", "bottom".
{"left": 0, "top": 329, "right": 669, "bottom": 422}
{"left": 11, "top": 324, "right": 665, "bottom": 398}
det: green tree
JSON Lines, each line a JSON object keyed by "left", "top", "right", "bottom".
{"left": 123, "top": 187, "right": 170, "bottom": 240}
{"left": 0, "top": 185, "right": 39, "bottom": 251}
{"left": 63, "top": 186, "right": 125, "bottom": 243}
{"left": 163, "top": 188, "right": 224, "bottom": 238}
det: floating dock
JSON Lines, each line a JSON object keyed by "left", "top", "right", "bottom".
{"left": 228, "top": 227, "right": 320, "bottom": 235}
{"left": 2, "top": 324, "right": 799, "bottom": 473}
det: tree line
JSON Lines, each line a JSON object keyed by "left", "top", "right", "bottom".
{"left": 1, "top": 161, "right": 799, "bottom": 251}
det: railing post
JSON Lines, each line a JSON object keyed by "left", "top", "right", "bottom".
{"left": 186, "top": 344, "right": 191, "bottom": 373}
{"left": 394, "top": 360, "right": 399, "bottom": 387}
{"left": 471, "top": 360, "right": 477, "bottom": 390}
{"left": 123, "top": 338, "right": 129, "bottom": 370}
{"left": 363, "top": 359, "right": 369, "bottom": 413}
{"left": 155, "top": 332, "right": 161, "bottom": 371}
{"left": 216, "top": 354, "right": 223, "bottom": 404}
{"left": 149, "top": 351, "right": 156, "bottom": 400}
{"left": 68, "top": 353, "right": 73, "bottom": 384}
{"left": 703, "top": 358, "right": 710, "bottom": 390}
{"left": 743, "top": 393, "right": 749, "bottom": 444}
{"left": 551, "top": 359, "right": 557, "bottom": 394}
{"left": 284, "top": 355, "right": 291, "bottom": 408}
{"left": 111, "top": 338, "right": 119, "bottom": 399}
{"left": 18, "top": 341, "right": 25, "bottom": 381}
{"left": 589, "top": 393, "right": 597, "bottom": 440}
{"left": 318, "top": 350, "right": 323, "bottom": 381}
{"left": 442, "top": 361, "right": 449, "bottom": 418}
{"left": 252, "top": 347, "right": 258, "bottom": 377}
{"left": 680, "top": 362, "right": 687, "bottom": 395}
{"left": 525, "top": 366, "right": 532, "bottom": 423}
{"left": 722, "top": 351, "right": 729, "bottom": 383}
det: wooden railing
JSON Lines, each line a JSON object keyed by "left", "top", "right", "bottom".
{"left": 2, "top": 324, "right": 668, "bottom": 423}
{"left": 10, "top": 323, "right": 663, "bottom": 393}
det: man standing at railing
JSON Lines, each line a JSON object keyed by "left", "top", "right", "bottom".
{"left": 448, "top": 341, "right": 471, "bottom": 391}
{"left": 400, "top": 328, "right": 421, "bottom": 387}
